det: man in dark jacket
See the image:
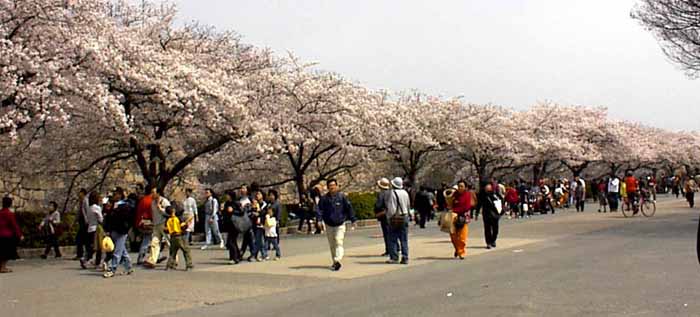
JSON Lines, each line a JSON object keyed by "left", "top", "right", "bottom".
{"left": 414, "top": 186, "right": 434, "bottom": 229}
{"left": 478, "top": 181, "right": 503, "bottom": 249}
{"left": 317, "top": 179, "right": 356, "bottom": 271}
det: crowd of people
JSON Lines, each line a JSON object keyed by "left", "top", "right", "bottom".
{"left": 0, "top": 170, "right": 697, "bottom": 275}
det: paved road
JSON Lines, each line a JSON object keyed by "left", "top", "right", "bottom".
{"left": 2, "top": 196, "right": 699, "bottom": 316}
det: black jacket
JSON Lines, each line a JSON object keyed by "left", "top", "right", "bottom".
{"left": 478, "top": 191, "right": 503, "bottom": 221}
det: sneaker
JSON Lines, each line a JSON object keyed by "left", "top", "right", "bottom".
{"left": 228, "top": 260, "right": 238, "bottom": 265}
{"left": 273, "top": 257, "right": 280, "bottom": 261}
{"left": 256, "top": 256, "right": 262, "bottom": 262}
{"left": 264, "top": 256, "right": 271, "bottom": 261}
{"left": 219, "top": 242, "right": 225, "bottom": 249}
{"left": 79, "top": 259, "right": 87, "bottom": 269}
{"left": 103, "top": 271, "right": 115, "bottom": 278}
{"left": 385, "top": 259, "right": 399, "bottom": 264}
{"left": 200, "top": 245, "right": 208, "bottom": 250}
{"left": 400, "top": 258, "right": 409, "bottom": 265}
{"left": 332, "top": 261, "right": 342, "bottom": 271}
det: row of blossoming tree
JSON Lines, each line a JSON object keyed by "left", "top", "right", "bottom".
{"left": 2, "top": 0, "right": 698, "bottom": 206}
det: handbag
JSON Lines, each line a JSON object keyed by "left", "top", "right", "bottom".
{"left": 232, "top": 214, "right": 252, "bottom": 232}
{"left": 389, "top": 190, "right": 407, "bottom": 229}
{"left": 438, "top": 211, "right": 455, "bottom": 233}
{"left": 454, "top": 214, "right": 468, "bottom": 229}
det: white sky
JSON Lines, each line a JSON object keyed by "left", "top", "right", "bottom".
{"left": 175, "top": 0, "right": 700, "bottom": 130}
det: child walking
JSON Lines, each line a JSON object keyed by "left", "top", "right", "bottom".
{"left": 263, "top": 207, "right": 281, "bottom": 260}
{"left": 165, "top": 206, "right": 193, "bottom": 271}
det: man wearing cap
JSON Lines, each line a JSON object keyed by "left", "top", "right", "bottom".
{"left": 374, "top": 178, "right": 392, "bottom": 257}
{"left": 317, "top": 179, "right": 357, "bottom": 271}
{"left": 385, "top": 177, "right": 411, "bottom": 264}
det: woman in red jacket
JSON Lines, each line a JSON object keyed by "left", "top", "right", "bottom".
{"left": 451, "top": 180, "right": 472, "bottom": 259}
{"left": 0, "top": 197, "right": 23, "bottom": 273}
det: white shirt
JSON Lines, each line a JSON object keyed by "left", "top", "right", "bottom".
{"left": 87, "top": 205, "right": 103, "bottom": 233}
{"left": 151, "top": 197, "right": 171, "bottom": 226}
{"left": 608, "top": 178, "right": 620, "bottom": 193}
{"left": 182, "top": 196, "right": 197, "bottom": 232}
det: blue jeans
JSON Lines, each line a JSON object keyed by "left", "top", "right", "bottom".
{"left": 388, "top": 223, "right": 409, "bottom": 261}
{"left": 137, "top": 232, "right": 152, "bottom": 263}
{"left": 379, "top": 219, "right": 390, "bottom": 254}
{"left": 205, "top": 217, "right": 222, "bottom": 245}
{"left": 254, "top": 228, "right": 266, "bottom": 258}
{"left": 265, "top": 236, "right": 281, "bottom": 257}
{"left": 110, "top": 232, "right": 132, "bottom": 272}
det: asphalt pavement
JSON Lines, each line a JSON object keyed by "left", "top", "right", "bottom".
{"left": 2, "top": 195, "right": 699, "bottom": 317}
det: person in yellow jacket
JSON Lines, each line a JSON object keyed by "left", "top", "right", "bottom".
{"left": 620, "top": 181, "right": 628, "bottom": 211}
{"left": 165, "top": 207, "right": 193, "bottom": 271}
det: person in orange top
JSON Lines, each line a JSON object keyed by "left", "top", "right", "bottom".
{"left": 624, "top": 172, "right": 639, "bottom": 214}
{"left": 450, "top": 180, "right": 472, "bottom": 260}
{"left": 135, "top": 186, "right": 154, "bottom": 264}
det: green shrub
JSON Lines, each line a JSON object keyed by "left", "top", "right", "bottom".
{"left": 15, "top": 211, "right": 79, "bottom": 248}
{"left": 347, "top": 192, "right": 378, "bottom": 220}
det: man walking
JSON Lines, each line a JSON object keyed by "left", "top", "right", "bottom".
{"left": 374, "top": 178, "right": 392, "bottom": 257}
{"left": 414, "top": 186, "right": 434, "bottom": 229}
{"left": 73, "top": 189, "right": 89, "bottom": 261}
{"left": 608, "top": 174, "right": 620, "bottom": 212}
{"left": 143, "top": 189, "right": 170, "bottom": 268}
{"left": 201, "top": 189, "right": 224, "bottom": 250}
{"left": 385, "top": 177, "right": 411, "bottom": 264}
{"left": 317, "top": 179, "right": 356, "bottom": 271}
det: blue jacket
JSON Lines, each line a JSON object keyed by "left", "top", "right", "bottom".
{"left": 317, "top": 192, "right": 356, "bottom": 227}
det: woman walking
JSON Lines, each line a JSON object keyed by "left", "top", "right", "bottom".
{"left": 81, "top": 192, "right": 103, "bottom": 269}
{"left": 450, "top": 181, "right": 472, "bottom": 259}
{"left": 39, "top": 201, "right": 62, "bottom": 259}
{"left": 0, "top": 197, "right": 23, "bottom": 273}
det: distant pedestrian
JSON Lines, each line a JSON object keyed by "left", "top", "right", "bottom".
{"left": 317, "top": 179, "right": 356, "bottom": 271}
{"left": 685, "top": 177, "right": 698, "bottom": 208}
{"left": 607, "top": 174, "right": 620, "bottom": 212}
{"left": 597, "top": 179, "right": 608, "bottom": 213}
{"left": 414, "top": 186, "right": 434, "bottom": 229}
{"left": 0, "top": 196, "right": 23, "bottom": 273}
{"left": 574, "top": 176, "right": 586, "bottom": 212}
{"left": 39, "top": 201, "right": 62, "bottom": 259}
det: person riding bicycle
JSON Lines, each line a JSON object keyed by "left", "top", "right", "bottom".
{"left": 624, "top": 171, "right": 639, "bottom": 215}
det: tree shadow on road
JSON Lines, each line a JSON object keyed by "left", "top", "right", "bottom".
{"left": 424, "top": 240, "right": 452, "bottom": 244}
{"left": 347, "top": 254, "right": 383, "bottom": 258}
{"left": 415, "top": 256, "right": 454, "bottom": 261}
{"left": 289, "top": 265, "right": 330, "bottom": 270}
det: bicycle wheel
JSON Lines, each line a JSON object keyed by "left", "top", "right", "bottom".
{"left": 641, "top": 201, "right": 656, "bottom": 217}
{"left": 622, "top": 205, "right": 634, "bottom": 218}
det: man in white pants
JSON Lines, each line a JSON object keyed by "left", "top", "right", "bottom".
{"left": 317, "top": 179, "right": 356, "bottom": 271}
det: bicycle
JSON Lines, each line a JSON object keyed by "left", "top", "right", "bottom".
{"left": 622, "top": 189, "right": 655, "bottom": 217}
